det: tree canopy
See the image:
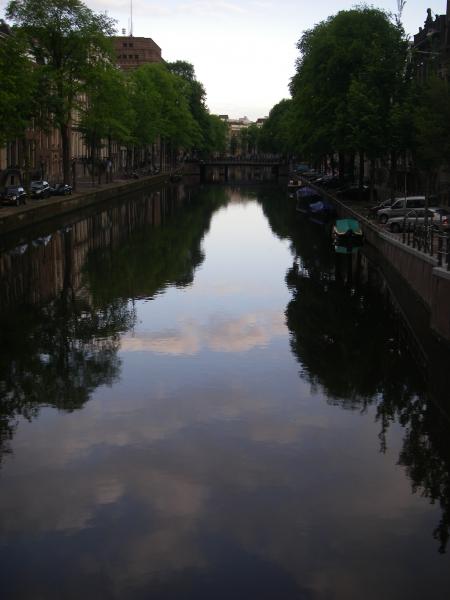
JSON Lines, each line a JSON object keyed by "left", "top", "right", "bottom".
{"left": 290, "top": 7, "right": 407, "bottom": 165}
{"left": 6, "top": 0, "right": 117, "bottom": 181}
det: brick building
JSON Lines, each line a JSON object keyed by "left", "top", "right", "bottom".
{"left": 113, "top": 36, "right": 162, "bottom": 70}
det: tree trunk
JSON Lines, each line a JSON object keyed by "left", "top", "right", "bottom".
{"left": 91, "top": 143, "right": 95, "bottom": 187}
{"left": 348, "top": 152, "right": 355, "bottom": 183}
{"left": 389, "top": 150, "right": 397, "bottom": 201}
{"left": 338, "top": 152, "right": 345, "bottom": 183}
{"left": 21, "top": 138, "right": 30, "bottom": 194}
{"left": 359, "top": 151, "right": 364, "bottom": 191}
{"left": 369, "top": 158, "right": 376, "bottom": 203}
{"left": 108, "top": 135, "right": 113, "bottom": 183}
{"left": 60, "top": 123, "right": 71, "bottom": 184}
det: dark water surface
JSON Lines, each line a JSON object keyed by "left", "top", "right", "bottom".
{"left": 1, "top": 184, "right": 449, "bottom": 599}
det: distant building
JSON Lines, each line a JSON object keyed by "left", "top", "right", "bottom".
{"left": 113, "top": 36, "right": 162, "bottom": 70}
{"left": 216, "top": 116, "right": 266, "bottom": 155}
{"left": 413, "top": 2, "right": 450, "bottom": 82}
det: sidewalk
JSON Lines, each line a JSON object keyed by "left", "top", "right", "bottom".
{"left": 0, "top": 171, "right": 170, "bottom": 235}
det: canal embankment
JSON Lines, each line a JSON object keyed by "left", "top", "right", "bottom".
{"left": 302, "top": 179, "right": 450, "bottom": 343}
{"left": 0, "top": 172, "right": 171, "bottom": 236}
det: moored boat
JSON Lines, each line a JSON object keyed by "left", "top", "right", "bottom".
{"left": 287, "top": 177, "right": 303, "bottom": 192}
{"left": 332, "top": 218, "right": 363, "bottom": 249}
{"left": 308, "top": 199, "right": 336, "bottom": 225}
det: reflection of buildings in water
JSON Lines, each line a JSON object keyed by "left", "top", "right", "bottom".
{"left": 0, "top": 187, "right": 184, "bottom": 312}
{"left": 0, "top": 182, "right": 228, "bottom": 468}
{"left": 0, "top": 185, "right": 189, "bottom": 466}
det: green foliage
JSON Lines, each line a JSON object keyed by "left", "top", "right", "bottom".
{"left": 129, "top": 62, "right": 202, "bottom": 148}
{"left": 204, "top": 114, "right": 228, "bottom": 154}
{"left": 0, "top": 29, "right": 36, "bottom": 143}
{"left": 79, "top": 64, "right": 134, "bottom": 149}
{"left": 166, "top": 60, "right": 227, "bottom": 154}
{"left": 6, "top": 0, "right": 116, "bottom": 178}
{"left": 413, "top": 77, "right": 450, "bottom": 171}
{"left": 259, "top": 99, "right": 293, "bottom": 155}
{"left": 2, "top": 2, "right": 226, "bottom": 167}
{"left": 290, "top": 7, "right": 408, "bottom": 162}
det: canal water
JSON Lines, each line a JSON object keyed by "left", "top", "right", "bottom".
{"left": 0, "top": 183, "right": 449, "bottom": 599}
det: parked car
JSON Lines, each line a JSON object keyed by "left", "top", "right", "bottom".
{"left": 1, "top": 185, "right": 27, "bottom": 206}
{"left": 30, "top": 180, "right": 51, "bottom": 199}
{"left": 314, "top": 175, "right": 349, "bottom": 190}
{"left": 429, "top": 207, "right": 450, "bottom": 230}
{"left": 386, "top": 207, "right": 450, "bottom": 232}
{"left": 369, "top": 198, "right": 392, "bottom": 217}
{"left": 377, "top": 196, "right": 438, "bottom": 224}
{"left": 50, "top": 183, "right": 72, "bottom": 196}
{"left": 336, "top": 184, "right": 371, "bottom": 202}
{"left": 302, "top": 170, "right": 322, "bottom": 181}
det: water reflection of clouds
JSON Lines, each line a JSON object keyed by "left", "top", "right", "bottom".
{"left": 121, "top": 311, "right": 286, "bottom": 355}
{"left": 0, "top": 407, "right": 439, "bottom": 597}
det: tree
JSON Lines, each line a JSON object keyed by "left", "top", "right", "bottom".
{"left": 259, "top": 99, "right": 294, "bottom": 156}
{"left": 79, "top": 64, "right": 134, "bottom": 182}
{"left": 129, "top": 63, "right": 202, "bottom": 167}
{"left": 6, "top": 0, "right": 116, "bottom": 182}
{"left": 413, "top": 77, "right": 450, "bottom": 212}
{"left": 167, "top": 60, "right": 227, "bottom": 156}
{"left": 414, "top": 77, "right": 450, "bottom": 174}
{"left": 290, "top": 8, "right": 407, "bottom": 178}
{"left": 0, "top": 26, "right": 36, "bottom": 145}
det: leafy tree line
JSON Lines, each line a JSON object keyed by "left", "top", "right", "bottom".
{"left": 257, "top": 6, "right": 450, "bottom": 197}
{"left": 1, "top": 0, "right": 227, "bottom": 183}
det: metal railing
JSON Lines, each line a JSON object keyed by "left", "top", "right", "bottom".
{"left": 400, "top": 222, "right": 450, "bottom": 270}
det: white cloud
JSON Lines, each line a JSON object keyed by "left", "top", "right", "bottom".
{"left": 120, "top": 311, "right": 286, "bottom": 355}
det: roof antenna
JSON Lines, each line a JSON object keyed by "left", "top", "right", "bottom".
{"left": 130, "top": 0, "right": 133, "bottom": 36}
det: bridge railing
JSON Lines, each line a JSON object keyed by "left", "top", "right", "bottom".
{"left": 187, "top": 156, "right": 285, "bottom": 164}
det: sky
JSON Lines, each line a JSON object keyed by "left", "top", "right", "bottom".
{"left": 1, "top": 1, "right": 446, "bottom": 119}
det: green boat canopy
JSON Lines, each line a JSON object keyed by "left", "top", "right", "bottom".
{"left": 334, "top": 218, "right": 362, "bottom": 235}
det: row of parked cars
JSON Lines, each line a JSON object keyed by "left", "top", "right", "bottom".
{"left": 298, "top": 169, "right": 372, "bottom": 202}
{"left": 369, "top": 196, "right": 450, "bottom": 232}
{"left": 1, "top": 181, "right": 72, "bottom": 207}
{"left": 296, "top": 169, "right": 449, "bottom": 233}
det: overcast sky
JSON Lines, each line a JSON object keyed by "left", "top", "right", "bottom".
{"left": 2, "top": 1, "right": 445, "bottom": 119}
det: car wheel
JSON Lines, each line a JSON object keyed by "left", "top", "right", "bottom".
{"left": 379, "top": 214, "right": 388, "bottom": 224}
{"left": 390, "top": 222, "right": 401, "bottom": 233}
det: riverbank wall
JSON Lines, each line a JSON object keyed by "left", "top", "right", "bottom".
{"left": 0, "top": 173, "right": 170, "bottom": 236}
{"left": 304, "top": 181, "right": 450, "bottom": 342}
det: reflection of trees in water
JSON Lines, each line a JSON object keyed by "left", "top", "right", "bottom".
{"left": 0, "top": 184, "right": 230, "bottom": 467}
{"left": 260, "top": 188, "right": 450, "bottom": 554}
{"left": 0, "top": 296, "right": 134, "bottom": 464}
{"left": 84, "top": 185, "right": 229, "bottom": 305}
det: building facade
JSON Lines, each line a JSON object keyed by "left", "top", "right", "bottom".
{"left": 0, "top": 29, "right": 165, "bottom": 188}
{"left": 413, "top": 2, "right": 450, "bottom": 82}
{"left": 113, "top": 36, "right": 162, "bottom": 71}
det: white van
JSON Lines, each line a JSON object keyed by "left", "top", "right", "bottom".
{"left": 377, "top": 196, "right": 437, "bottom": 224}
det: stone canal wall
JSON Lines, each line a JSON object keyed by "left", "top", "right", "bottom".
{"left": 0, "top": 173, "right": 170, "bottom": 236}
{"left": 305, "top": 181, "right": 450, "bottom": 342}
